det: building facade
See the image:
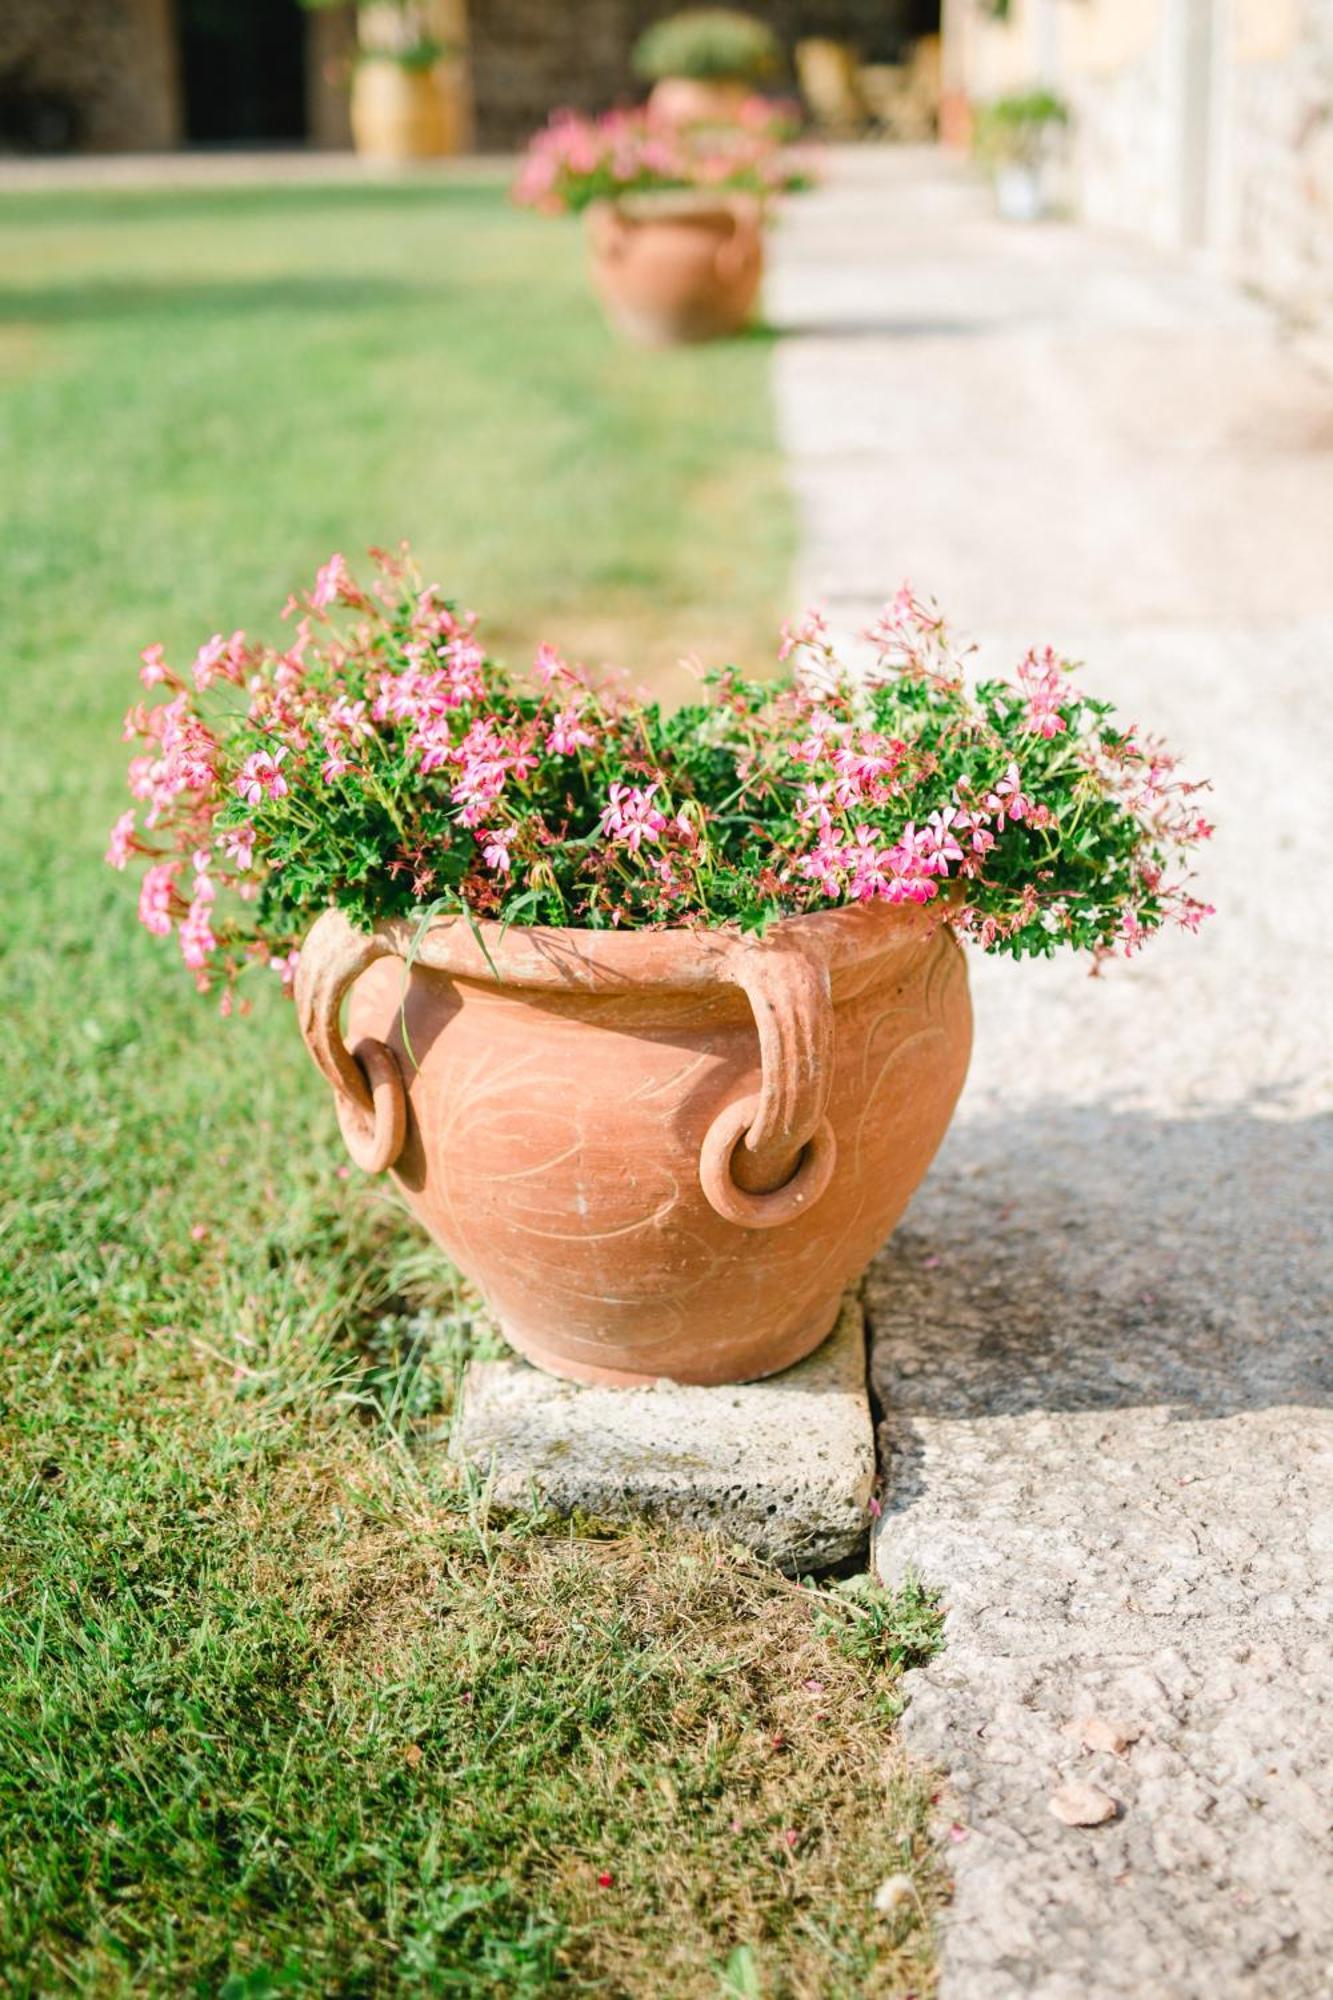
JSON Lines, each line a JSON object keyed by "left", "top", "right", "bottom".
{"left": 942, "top": 0, "right": 1333, "bottom": 328}
{"left": 0, "top": 1, "right": 936, "bottom": 156}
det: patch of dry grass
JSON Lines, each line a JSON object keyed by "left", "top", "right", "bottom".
{"left": 3, "top": 1307, "right": 945, "bottom": 1994}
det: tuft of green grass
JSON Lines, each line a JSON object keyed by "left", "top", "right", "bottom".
{"left": 0, "top": 173, "right": 941, "bottom": 1994}
{"left": 815, "top": 1573, "right": 946, "bottom": 1679}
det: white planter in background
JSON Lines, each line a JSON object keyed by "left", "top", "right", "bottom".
{"left": 995, "top": 161, "right": 1046, "bottom": 222}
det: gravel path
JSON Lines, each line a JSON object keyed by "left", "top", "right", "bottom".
{"left": 771, "top": 147, "right": 1333, "bottom": 1999}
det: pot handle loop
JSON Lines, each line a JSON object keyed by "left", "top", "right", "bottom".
{"left": 589, "top": 201, "right": 629, "bottom": 263}
{"left": 714, "top": 205, "right": 757, "bottom": 283}
{"left": 294, "top": 907, "right": 407, "bottom": 1175}
{"left": 700, "top": 939, "right": 838, "bottom": 1230}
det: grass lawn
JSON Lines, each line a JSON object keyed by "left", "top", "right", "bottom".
{"left": 0, "top": 175, "right": 942, "bottom": 1995}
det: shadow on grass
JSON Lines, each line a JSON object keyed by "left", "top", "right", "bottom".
{"left": 0, "top": 178, "right": 509, "bottom": 229}
{"left": 771, "top": 315, "right": 987, "bottom": 342}
{"left": 0, "top": 273, "right": 439, "bottom": 325}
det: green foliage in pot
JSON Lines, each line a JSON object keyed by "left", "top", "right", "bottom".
{"left": 108, "top": 547, "right": 1213, "bottom": 1007}
{"left": 633, "top": 9, "right": 782, "bottom": 85}
{"left": 354, "top": 38, "right": 446, "bottom": 72}
{"left": 298, "top": 0, "right": 450, "bottom": 70}
{"left": 974, "top": 88, "right": 1071, "bottom": 168}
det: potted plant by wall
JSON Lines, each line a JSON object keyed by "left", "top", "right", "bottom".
{"left": 514, "top": 105, "right": 811, "bottom": 344}
{"left": 301, "top": 0, "right": 471, "bottom": 163}
{"left": 110, "top": 551, "right": 1213, "bottom": 1389}
{"left": 974, "top": 87, "right": 1070, "bottom": 221}
{"left": 633, "top": 7, "right": 783, "bottom": 127}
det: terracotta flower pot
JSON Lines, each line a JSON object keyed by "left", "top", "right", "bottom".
{"left": 295, "top": 901, "right": 972, "bottom": 1388}
{"left": 647, "top": 76, "right": 751, "bottom": 127}
{"left": 350, "top": 59, "right": 465, "bottom": 162}
{"left": 586, "top": 194, "right": 764, "bottom": 345}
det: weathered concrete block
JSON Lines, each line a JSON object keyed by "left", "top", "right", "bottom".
{"left": 454, "top": 1293, "right": 874, "bottom": 1573}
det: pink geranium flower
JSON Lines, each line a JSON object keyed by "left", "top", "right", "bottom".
{"left": 533, "top": 643, "right": 569, "bottom": 686}
{"left": 1119, "top": 909, "right": 1149, "bottom": 956}
{"left": 137, "top": 862, "right": 178, "bottom": 937}
{"left": 218, "top": 823, "right": 255, "bottom": 872}
{"left": 546, "top": 707, "right": 596, "bottom": 756}
{"left": 180, "top": 870, "right": 217, "bottom": 971}
{"left": 920, "top": 808, "right": 965, "bottom": 875}
{"left": 193, "top": 630, "right": 248, "bottom": 692}
{"left": 236, "top": 748, "right": 289, "bottom": 806}
{"left": 310, "top": 553, "right": 355, "bottom": 613}
{"left": 109, "top": 547, "right": 1213, "bottom": 1011}
{"left": 1017, "top": 646, "right": 1068, "bottom": 739}
{"left": 778, "top": 606, "right": 829, "bottom": 664}
{"left": 105, "top": 809, "right": 136, "bottom": 870}
{"left": 986, "top": 762, "right": 1031, "bottom": 822}
{"left": 599, "top": 782, "right": 668, "bottom": 853}
{"left": 271, "top": 948, "right": 301, "bottom": 994}
{"left": 139, "top": 643, "right": 173, "bottom": 689}
{"left": 481, "top": 827, "right": 516, "bottom": 874}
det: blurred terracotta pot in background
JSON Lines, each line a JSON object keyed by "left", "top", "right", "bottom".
{"left": 296, "top": 901, "right": 972, "bottom": 1389}
{"left": 647, "top": 76, "right": 750, "bottom": 127}
{"left": 586, "top": 193, "right": 764, "bottom": 345}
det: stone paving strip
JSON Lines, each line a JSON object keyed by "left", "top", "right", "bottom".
{"left": 771, "top": 148, "right": 1333, "bottom": 1997}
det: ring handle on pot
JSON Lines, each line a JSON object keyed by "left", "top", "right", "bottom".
{"left": 700, "top": 940, "right": 837, "bottom": 1230}
{"left": 714, "top": 211, "right": 751, "bottom": 283}
{"left": 294, "top": 906, "right": 407, "bottom": 1175}
{"left": 588, "top": 201, "right": 629, "bottom": 263}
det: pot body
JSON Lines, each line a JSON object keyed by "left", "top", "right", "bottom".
{"left": 995, "top": 162, "right": 1046, "bottom": 222}
{"left": 647, "top": 77, "right": 750, "bottom": 127}
{"left": 298, "top": 903, "right": 972, "bottom": 1388}
{"left": 350, "top": 60, "right": 466, "bottom": 162}
{"left": 586, "top": 196, "right": 764, "bottom": 345}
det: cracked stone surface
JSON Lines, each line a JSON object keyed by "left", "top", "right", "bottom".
{"left": 455, "top": 1293, "right": 874, "bottom": 1572}
{"left": 771, "top": 149, "right": 1333, "bottom": 1997}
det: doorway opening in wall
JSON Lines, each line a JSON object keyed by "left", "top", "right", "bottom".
{"left": 177, "top": 0, "right": 308, "bottom": 145}
{"left": 902, "top": 0, "right": 943, "bottom": 50}
{"left": 807, "top": 0, "right": 941, "bottom": 140}
{"left": 810, "top": 0, "right": 941, "bottom": 61}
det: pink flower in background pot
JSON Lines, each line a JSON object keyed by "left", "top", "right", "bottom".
{"left": 586, "top": 193, "right": 764, "bottom": 345}
{"left": 513, "top": 101, "right": 812, "bottom": 344}
{"left": 295, "top": 899, "right": 972, "bottom": 1387}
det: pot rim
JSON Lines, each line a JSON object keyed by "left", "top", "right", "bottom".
{"left": 360, "top": 897, "right": 949, "bottom": 995}
{"left": 588, "top": 189, "right": 764, "bottom": 226}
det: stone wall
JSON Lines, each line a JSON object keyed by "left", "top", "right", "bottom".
{"left": 1226, "top": 0, "right": 1333, "bottom": 328}
{"left": 941, "top": 0, "right": 1333, "bottom": 333}
{"left": 1, "top": 0, "right": 181, "bottom": 151}
{"left": 1060, "top": 10, "right": 1179, "bottom": 252}
{"left": 3, "top": 0, "right": 941, "bottom": 158}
